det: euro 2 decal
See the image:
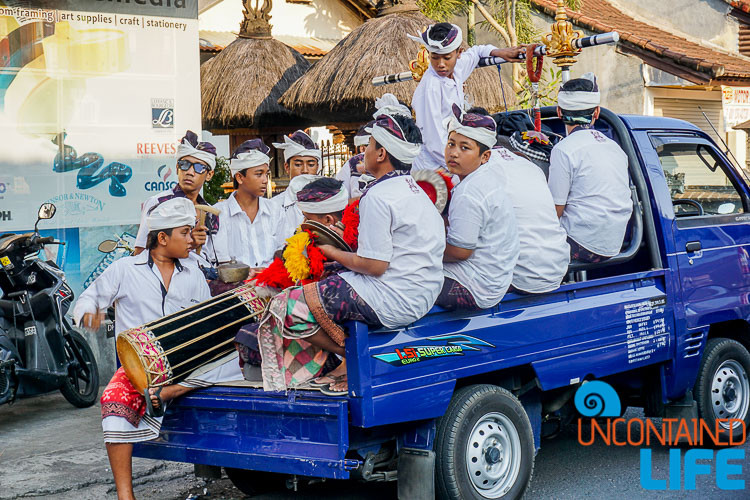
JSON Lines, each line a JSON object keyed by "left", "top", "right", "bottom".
{"left": 373, "top": 335, "right": 495, "bottom": 366}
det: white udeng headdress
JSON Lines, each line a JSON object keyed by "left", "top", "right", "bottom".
{"left": 176, "top": 130, "right": 217, "bottom": 170}
{"left": 557, "top": 72, "right": 601, "bottom": 110}
{"left": 373, "top": 93, "right": 412, "bottom": 119}
{"left": 444, "top": 104, "right": 497, "bottom": 149}
{"left": 407, "top": 23, "right": 462, "bottom": 54}
{"left": 147, "top": 197, "right": 196, "bottom": 231}
{"left": 296, "top": 181, "right": 349, "bottom": 214}
{"left": 272, "top": 131, "right": 322, "bottom": 163}
{"left": 366, "top": 114, "right": 422, "bottom": 165}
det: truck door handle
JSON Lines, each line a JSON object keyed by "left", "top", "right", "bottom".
{"left": 686, "top": 241, "right": 702, "bottom": 253}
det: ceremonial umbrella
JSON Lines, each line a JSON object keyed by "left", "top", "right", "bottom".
{"left": 200, "top": 0, "right": 312, "bottom": 146}
{"left": 279, "top": 0, "right": 516, "bottom": 130}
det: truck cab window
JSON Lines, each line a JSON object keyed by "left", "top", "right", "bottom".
{"left": 656, "top": 142, "right": 745, "bottom": 217}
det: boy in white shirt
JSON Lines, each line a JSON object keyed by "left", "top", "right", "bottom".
{"left": 548, "top": 74, "right": 632, "bottom": 263}
{"left": 256, "top": 113, "right": 445, "bottom": 396}
{"left": 438, "top": 105, "right": 519, "bottom": 310}
{"left": 213, "top": 139, "right": 283, "bottom": 270}
{"left": 492, "top": 131, "right": 570, "bottom": 293}
{"left": 133, "top": 131, "right": 220, "bottom": 269}
{"left": 408, "top": 23, "right": 523, "bottom": 171}
{"left": 74, "top": 198, "right": 243, "bottom": 500}
{"left": 271, "top": 130, "right": 322, "bottom": 239}
{"left": 336, "top": 123, "right": 371, "bottom": 200}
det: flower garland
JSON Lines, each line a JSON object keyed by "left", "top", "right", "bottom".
{"left": 342, "top": 200, "right": 360, "bottom": 250}
{"left": 255, "top": 230, "right": 329, "bottom": 288}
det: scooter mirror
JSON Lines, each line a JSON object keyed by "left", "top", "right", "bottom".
{"left": 97, "top": 240, "right": 119, "bottom": 253}
{"left": 38, "top": 203, "right": 56, "bottom": 220}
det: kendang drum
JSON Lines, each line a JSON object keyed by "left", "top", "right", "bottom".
{"left": 116, "top": 283, "right": 266, "bottom": 392}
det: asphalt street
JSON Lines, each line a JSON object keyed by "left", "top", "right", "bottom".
{"left": 1, "top": 391, "right": 748, "bottom": 499}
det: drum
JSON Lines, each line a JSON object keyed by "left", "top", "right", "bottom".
{"left": 116, "top": 283, "right": 266, "bottom": 392}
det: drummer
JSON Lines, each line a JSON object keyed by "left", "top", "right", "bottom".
{"left": 271, "top": 130, "right": 322, "bottom": 239}
{"left": 133, "top": 130, "right": 220, "bottom": 270}
{"left": 212, "top": 139, "right": 283, "bottom": 270}
{"left": 255, "top": 112, "right": 445, "bottom": 396}
{"left": 74, "top": 197, "right": 242, "bottom": 500}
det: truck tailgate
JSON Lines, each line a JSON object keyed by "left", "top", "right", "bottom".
{"left": 133, "top": 386, "right": 359, "bottom": 479}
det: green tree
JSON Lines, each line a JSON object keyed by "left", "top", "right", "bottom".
{"left": 203, "top": 156, "right": 231, "bottom": 205}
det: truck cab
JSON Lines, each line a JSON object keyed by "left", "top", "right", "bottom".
{"left": 133, "top": 108, "right": 750, "bottom": 500}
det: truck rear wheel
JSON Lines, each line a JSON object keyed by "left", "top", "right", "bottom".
{"left": 435, "top": 385, "right": 534, "bottom": 500}
{"left": 225, "top": 467, "right": 287, "bottom": 496}
{"left": 694, "top": 338, "right": 750, "bottom": 442}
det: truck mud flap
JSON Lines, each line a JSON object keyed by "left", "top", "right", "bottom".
{"left": 133, "top": 387, "right": 359, "bottom": 479}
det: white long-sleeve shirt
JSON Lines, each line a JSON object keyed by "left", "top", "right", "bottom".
{"left": 212, "top": 192, "right": 284, "bottom": 268}
{"left": 411, "top": 44, "right": 497, "bottom": 172}
{"left": 72, "top": 251, "right": 210, "bottom": 335}
{"left": 268, "top": 185, "right": 304, "bottom": 242}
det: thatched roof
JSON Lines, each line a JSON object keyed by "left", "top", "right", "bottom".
{"left": 201, "top": 36, "right": 312, "bottom": 131}
{"left": 280, "top": 10, "right": 516, "bottom": 125}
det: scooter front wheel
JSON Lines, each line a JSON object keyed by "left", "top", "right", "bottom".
{"left": 60, "top": 330, "right": 99, "bottom": 408}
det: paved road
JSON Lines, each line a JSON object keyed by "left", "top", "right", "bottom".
{"left": 1, "top": 392, "right": 748, "bottom": 499}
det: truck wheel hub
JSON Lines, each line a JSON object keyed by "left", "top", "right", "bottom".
{"left": 466, "top": 412, "right": 522, "bottom": 498}
{"left": 711, "top": 360, "right": 749, "bottom": 429}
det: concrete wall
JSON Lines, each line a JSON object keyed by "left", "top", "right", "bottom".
{"left": 609, "top": 0, "right": 738, "bottom": 54}
{"left": 200, "top": 0, "right": 363, "bottom": 39}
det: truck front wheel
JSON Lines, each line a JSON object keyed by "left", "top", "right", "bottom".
{"left": 435, "top": 385, "right": 534, "bottom": 500}
{"left": 694, "top": 338, "right": 750, "bottom": 442}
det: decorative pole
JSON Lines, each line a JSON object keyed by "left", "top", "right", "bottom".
{"left": 541, "top": 0, "right": 583, "bottom": 83}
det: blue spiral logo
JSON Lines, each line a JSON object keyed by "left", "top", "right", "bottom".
{"left": 574, "top": 380, "right": 621, "bottom": 417}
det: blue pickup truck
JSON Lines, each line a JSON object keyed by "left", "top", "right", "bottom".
{"left": 133, "top": 108, "right": 750, "bottom": 499}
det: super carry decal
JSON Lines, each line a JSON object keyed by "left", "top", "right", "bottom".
{"left": 373, "top": 334, "right": 495, "bottom": 366}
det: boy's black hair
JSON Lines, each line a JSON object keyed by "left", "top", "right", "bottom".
{"left": 146, "top": 227, "right": 174, "bottom": 250}
{"left": 373, "top": 114, "right": 422, "bottom": 171}
{"left": 428, "top": 22, "right": 454, "bottom": 42}
{"left": 558, "top": 78, "right": 598, "bottom": 125}
{"left": 466, "top": 106, "right": 490, "bottom": 116}
{"left": 304, "top": 177, "right": 343, "bottom": 192}
{"left": 232, "top": 168, "right": 249, "bottom": 190}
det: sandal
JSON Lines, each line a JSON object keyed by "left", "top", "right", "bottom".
{"left": 144, "top": 387, "right": 165, "bottom": 418}
{"left": 309, "top": 374, "right": 345, "bottom": 388}
{"left": 319, "top": 379, "right": 348, "bottom": 397}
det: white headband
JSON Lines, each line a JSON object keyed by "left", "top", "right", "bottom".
{"left": 354, "top": 135, "right": 370, "bottom": 147}
{"left": 297, "top": 186, "right": 349, "bottom": 214}
{"left": 557, "top": 91, "right": 601, "bottom": 111}
{"left": 230, "top": 150, "right": 270, "bottom": 175}
{"left": 373, "top": 93, "right": 412, "bottom": 119}
{"left": 177, "top": 142, "right": 216, "bottom": 170}
{"left": 445, "top": 114, "right": 497, "bottom": 149}
{"left": 272, "top": 135, "right": 322, "bottom": 163}
{"left": 367, "top": 118, "right": 422, "bottom": 165}
{"left": 147, "top": 197, "right": 196, "bottom": 232}
{"left": 407, "top": 24, "right": 462, "bottom": 54}
{"left": 558, "top": 72, "right": 600, "bottom": 111}
{"left": 288, "top": 174, "right": 321, "bottom": 197}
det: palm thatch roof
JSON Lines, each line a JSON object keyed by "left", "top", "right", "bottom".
{"left": 201, "top": 36, "right": 312, "bottom": 132}
{"left": 280, "top": 10, "right": 516, "bottom": 125}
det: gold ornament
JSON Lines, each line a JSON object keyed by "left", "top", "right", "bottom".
{"left": 409, "top": 47, "right": 430, "bottom": 82}
{"left": 542, "top": 0, "right": 584, "bottom": 68}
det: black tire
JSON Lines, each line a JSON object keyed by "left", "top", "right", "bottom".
{"left": 694, "top": 338, "right": 750, "bottom": 442}
{"left": 60, "top": 329, "right": 99, "bottom": 408}
{"left": 436, "top": 384, "right": 534, "bottom": 500}
{"left": 225, "top": 467, "right": 288, "bottom": 496}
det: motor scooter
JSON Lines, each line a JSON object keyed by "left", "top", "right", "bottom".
{"left": 0, "top": 203, "right": 99, "bottom": 407}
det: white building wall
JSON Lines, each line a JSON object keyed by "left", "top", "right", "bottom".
{"left": 199, "top": 0, "right": 362, "bottom": 39}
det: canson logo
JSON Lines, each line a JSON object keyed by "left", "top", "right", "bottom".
{"left": 574, "top": 381, "right": 746, "bottom": 491}
{"left": 145, "top": 164, "right": 177, "bottom": 191}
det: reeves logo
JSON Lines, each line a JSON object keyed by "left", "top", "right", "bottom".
{"left": 373, "top": 334, "right": 495, "bottom": 366}
{"left": 145, "top": 164, "right": 177, "bottom": 192}
{"left": 0, "top": 210, "right": 11, "bottom": 221}
{"left": 151, "top": 98, "right": 174, "bottom": 128}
